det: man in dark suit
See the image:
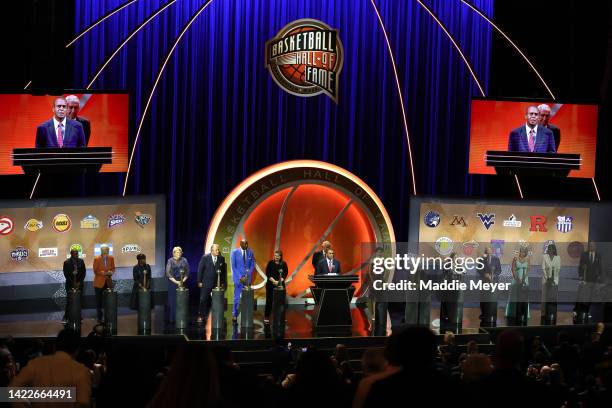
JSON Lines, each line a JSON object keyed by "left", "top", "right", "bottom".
{"left": 311, "top": 240, "right": 332, "bottom": 272}
{"left": 479, "top": 247, "right": 501, "bottom": 327}
{"left": 197, "top": 243, "right": 227, "bottom": 322}
{"left": 538, "top": 103, "right": 561, "bottom": 150}
{"left": 66, "top": 95, "right": 91, "bottom": 146}
{"left": 574, "top": 241, "right": 602, "bottom": 322}
{"left": 315, "top": 248, "right": 341, "bottom": 275}
{"left": 62, "top": 249, "right": 86, "bottom": 323}
{"left": 35, "top": 97, "right": 86, "bottom": 148}
{"left": 507, "top": 105, "right": 556, "bottom": 153}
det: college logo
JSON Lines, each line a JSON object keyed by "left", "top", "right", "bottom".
{"left": 134, "top": 212, "right": 152, "bottom": 228}
{"left": 80, "top": 215, "right": 100, "bottom": 229}
{"left": 491, "top": 239, "right": 505, "bottom": 257}
{"left": 68, "top": 243, "right": 85, "bottom": 259}
{"left": 556, "top": 216, "right": 573, "bottom": 233}
{"left": 462, "top": 240, "right": 479, "bottom": 256}
{"left": 450, "top": 216, "right": 467, "bottom": 227}
{"left": 0, "top": 216, "right": 14, "bottom": 235}
{"left": 10, "top": 247, "right": 28, "bottom": 261}
{"left": 107, "top": 214, "right": 126, "bottom": 228}
{"left": 423, "top": 211, "right": 441, "bottom": 228}
{"left": 38, "top": 247, "right": 58, "bottom": 258}
{"left": 122, "top": 244, "right": 141, "bottom": 254}
{"left": 24, "top": 218, "right": 43, "bottom": 232}
{"left": 94, "top": 243, "right": 114, "bottom": 256}
{"left": 502, "top": 214, "right": 522, "bottom": 228}
{"left": 529, "top": 215, "right": 547, "bottom": 232}
{"left": 52, "top": 214, "right": 71, "bottom": 232}
{"left": 265, "top": 19, "right": 344, "bottom": 102}
{"left": 434, "top": 237, "right": 454, "bottom": 256}
{"left": 477, "top": 213, "right": 495, "bottom": 230}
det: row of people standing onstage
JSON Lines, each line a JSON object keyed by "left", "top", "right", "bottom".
{"left": 439, "top": 243, "right": 600, "bottom": 328}
{"left": 162, "top": 244, "right": 289, "bottom": 324}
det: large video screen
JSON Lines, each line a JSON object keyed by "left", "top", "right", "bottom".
{"left": 0, "top": 93, "right": 129, "bottom": 174}
{"left": 468, "top": 99, "right": 598, "bottom": 178}
{"left": 0, "top": 196, "right": 165, "bottom": 299}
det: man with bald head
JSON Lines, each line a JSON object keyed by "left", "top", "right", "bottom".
{"left": 507, "top": 105, "right": 556, "bottom": 153}
{"left": 197, "top": 243, "right": 227, "bottom": 322}
{"left": 66, "top": 95, "right": 91, "bottom": 146}
{"left": 537, "top": 103, "right": 561, "bottom": 150}
{"left": 35, "top": 97, "right": 86, "bottom": 148}
{"left": 230, "top": 239, "right": 255, "bottom": 323}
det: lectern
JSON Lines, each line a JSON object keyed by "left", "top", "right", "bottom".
{"left": 308, "top": 274, "right": 358, "bottom": 328}
{"left": 12, "top": 147, "right": 112, "bottom": 174}
{"left": 485, "top": 151, "right": 580, "bottom": 177}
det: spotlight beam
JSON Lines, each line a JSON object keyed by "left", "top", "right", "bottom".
{"left": 370, "top": 0, "right": 418, "bottom": 196}
{"left": 122, "top": 0, "right": 216, "bottom": 196}
{"left": 87, "top": 0, "right": 177, "bottom": 89}
{"left": 415, "top": 0, "right": 486, "bottom": 97}
{"left": 460, "top": 0, "right": 556, "bottom": 100}
{"left": 66, "top": 0, "right": 139, "bottom": 48}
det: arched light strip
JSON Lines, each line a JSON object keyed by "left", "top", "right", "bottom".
{"left": 415, "top": 0, "right": 486, "bottom": 97}
{"left": 122, "top": 0, "right": 216, "bottom": 196}
{"left": 514, "top": 174, "right": 524, "bottom": 199}
{"left": 66, "top": 0, "right": 139, "bottom": 48}
{"left": 86, "top": 0, "right": 177, "bottom": 89}
{"left": 29, "top": 173, "right": 41, "bottom": 200}
{"left": 592, "top": 178, "right": 601, "bottom": 201}
{"left": 24, "top": 81, "right": 32, "bottom": 90}
{"left": 370, "top": 0, "right": 418, "bottom": 196}
{"left": 460, "top": 0, "right": 556, "bottom": 100}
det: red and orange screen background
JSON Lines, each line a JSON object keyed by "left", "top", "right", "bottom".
{"left": 0, "top": 93, "right": 129, "bottom": 174}
{"left": 468, "top": 100, "right": 598, "bottom": 178}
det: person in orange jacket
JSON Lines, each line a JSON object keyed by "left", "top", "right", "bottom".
{"left": 93, "top": 244, "right": 115, "bottom": 322}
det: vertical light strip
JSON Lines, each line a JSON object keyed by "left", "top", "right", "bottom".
{"left": 122, "top": 0, "right": 216, "bottom": 196}
{"left": 87, "top": 0, "right": 177, "bottom": 89}
{"left": 460, "top": 0, "right": 556, "bottom": 100}
{"left": 66, "top": 0, "right": 139, "bottom": 48}
{"left": 592, "top": 178, "right": 601, "bottom": 201}
{"left": 514, "top": 174, "right": 524, "bottom": 199}
{"left": 415, "top": 0, "right": 486, "bottom": 96}
{"left": 370, "top": 0, "right": 418, "bottom": 196}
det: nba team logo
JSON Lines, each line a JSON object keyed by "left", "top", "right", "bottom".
{"left": 24, "top": 218, "right": 43, "bottom": 232}
{"left": 134, "top": 212, "right": 152, "bottom": 228}
{"left": 266, "top": 19, "right": 344, "bottom": 102}
{"left": 491, "top": 239, "right": 505, "bottom": 257}
{"left": 462, "top": 240, "right": 479, "bottom": 256}
{"left": 424, "top": 211, "right": 441, "bottom": 228}
{"left": 10, "top": 247, "right": 28, "bottom": 261}
{"left": 556, "top": 216, "right": 573, "bottom": 233}
{"left": 80, "top": 215, "right": 100, "bottom": 229}
{"left": 122, "top": 244, "right": 141, "bottom": 254}
{"left": 0, "top": 216, "right": 14, "bottom": 235}
{"left": 477, "top": 213, "right": 495, "bottom": 230}
{"left": 450, "top": 216, "right": 467, "bottom": 227}
{"left": 52, "top": 214, "right": 71, "bottom": 232}
{"left": 69, "top": 243, "right": 84, "bottom": 258}
{"left": 107, "top": 214, "right": 126, "bottom": 228}
{"left": 435, "top": 237, "right": 454, "bottom": 256}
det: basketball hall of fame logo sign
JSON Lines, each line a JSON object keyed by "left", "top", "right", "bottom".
{"left": 205, "top": 160, "right": 394, "bottom": 299}
{"left": 266, "top": 19, "right": 344, "bottom": 102}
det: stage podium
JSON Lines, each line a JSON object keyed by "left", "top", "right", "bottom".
{"left": 309, "top": 274, "right": 358, "bottom": 330}
{"left": 485, "top": 151, "right": 580, "bottom": 177}
{"left": 12, "top": 147, "right": 113, "bottom": 174}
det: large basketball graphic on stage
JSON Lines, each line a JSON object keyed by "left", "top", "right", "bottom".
{"left": 206, "top": 160, "right": 395, "bottom": 301}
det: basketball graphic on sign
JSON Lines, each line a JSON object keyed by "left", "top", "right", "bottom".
{"left": 206, "top": 160, "right": 394, "bottom": 300}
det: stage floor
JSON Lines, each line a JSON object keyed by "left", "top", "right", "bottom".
{"left": 0, "top": 302, "right": 578, "bottom": 340}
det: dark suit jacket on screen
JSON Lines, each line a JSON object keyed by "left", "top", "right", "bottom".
{"left": 35, "top": 118, "right": 86, "bottom": 148}
{"left": 315, "top": 258, "right": 341, "bottom": 275}
{"left": 507, "top": 125, "right": 556, "bottom": 153}
{"left": 75, "top": 116, "right": 91, "bottom": 146}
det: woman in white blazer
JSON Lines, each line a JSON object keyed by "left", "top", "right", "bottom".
{"left": 541, "top": 244, "right": 560, "bottom": 325}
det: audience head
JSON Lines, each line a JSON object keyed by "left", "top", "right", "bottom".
{"left": 385, "top": 326, "right": 437, "bottom": 369}
{"left": 444, "top": 331, "right": 455, "bottom": 345}
{"left": 55, "top": 328, "right": 81, "bottom": 356}
{"left": 494, "top": 330, "right": 523, "bottom": 370}
{"left": 467, "top": 340, "right": 479, "bottom": 355}
{"left": 361, "top": 348, "right": 386, "bottom": 376}
{"left": 462, "top": 354, "right": 492, "bottom": 383}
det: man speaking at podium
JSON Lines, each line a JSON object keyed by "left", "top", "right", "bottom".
{"left": 507, "top": 106, "right": 556, "bottom": 153}
{"left": 35, "top": 97, "right": 86, "bottom": 148}
{"left": 315, "top": 248, "right": 341, "bottom": 275}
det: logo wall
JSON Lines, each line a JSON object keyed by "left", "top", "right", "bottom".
{"left": 24, "top": 219, "right": 43, "bottom": 231}
{"left": 0, "top": 216, "right": 14, "bottom": 235}
{"left": 477, "top": 213, "right": 495, "bottom": 230}
{"left": 52, "top": 214, "right": 71, "bottom": 232}
{"left": 266, "top": 19, "right": 344, "bottom": 102}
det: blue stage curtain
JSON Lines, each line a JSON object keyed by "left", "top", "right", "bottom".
{"left": 73, "top": 0, "right": 492, "bottom": 266}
